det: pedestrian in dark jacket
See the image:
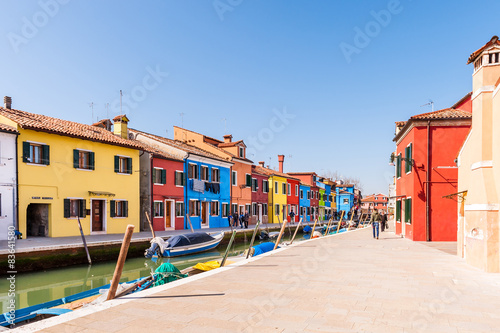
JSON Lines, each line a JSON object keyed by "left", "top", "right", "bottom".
{"left": 371, "top": 210, "right": 382, "bottom": 239}
{"left": 380, "top": 211, "right": 387, "bottom": 232}
{"left": 232, "top": 212, "right": 239, "bottom": 228}
{"left": 243, "top": 211, "right": 249, "bottom": 228}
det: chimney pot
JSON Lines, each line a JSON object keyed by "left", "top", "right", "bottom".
{"left": 4, "top": 96, "right": 12, "bottom": 109}
{"left": 278, "top": 154, "right": 285, "bottom": 173}
{"left": 258, "top": 161, "right": 265, "bottom": 167}
{"left": 223, "top": 134, "right": 232, "bottom": 143}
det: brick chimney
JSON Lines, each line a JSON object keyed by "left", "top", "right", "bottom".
{"left": 4, "top": 96, "right": 12, "bottom": 109}
{"left": 278, "top": 154, "right": 284, "bottom": 173}
{"left": 259, "top": 161, "right": 265, "bottom": 167}
{"left": 93, "top": 119, "right": 112, "bottom": 131}
{"left": 113, "top": 115, "right": 130, "bottom": 139}
{"left": 223, "top": 134, "right": 232, "bottom": 143}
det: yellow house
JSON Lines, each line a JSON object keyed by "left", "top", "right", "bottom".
{"left": 253, "top": 165, "right": 297, "bottom": 224}
{"left": 457, "top": 36, "right": 500, "bottom": 272}
{"left": 0, "top": 103, "right": 142, "bottom": 238}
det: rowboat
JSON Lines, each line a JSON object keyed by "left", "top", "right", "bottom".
{"left": 144, "top": 231, "right": 225, "bottom": 258}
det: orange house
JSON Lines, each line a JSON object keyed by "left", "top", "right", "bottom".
{"left": 173, "top": 127, "right": 254, "bottom": 218}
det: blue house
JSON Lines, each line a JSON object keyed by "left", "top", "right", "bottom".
{"left": 131, "top": 129, "right": 233, "bottom": 230}
{"left": 184, "top": 155, "right": 232, "bottom": 229}
{"left": 299, "top": 184, "right": 311, "bottom": 222}
{"left": 336, "top": 184, "right": 355, "bottom": 214}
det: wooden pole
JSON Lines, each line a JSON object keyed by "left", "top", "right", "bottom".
{"left": 336, "top": 211, "right": 345, "bottom": 233}
{"left": 347, "top": 209, "right": 355, "bottom": 231}
{"left": 77, "top": 215, "right": 92, "bottom": 265}
{"left": 289, "top": 218, "right": 302, "bottom": 245}
{"left": 221, "top": 230, "right": 236, "bottom": 267}
{"left": 145, "top": 211, "right": 156, "bottom": 238}
{"left": 107, "top": 225, "right": 135, "bottom": 301}
{"left": 246, "top": 220, "right": 261, "bottom": 259}
{"left": 186, "top": 214, "right": 195, "bottom": 233}
{"left": 309, "top": 218, "right": 318, "bottom": 240}
{"left": 273, "top": 216, "right": 288, "bottom": 250}
{"left": 324, "top": 218, "right": 333, "bottom": 236}
{"left": 359, "top": 213, "right": 365, "bottom": 227}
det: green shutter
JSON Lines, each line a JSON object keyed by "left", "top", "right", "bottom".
{"left": 73, "top": 149, "right": 79, "bottom": 168}
{"left": 396, "top": 201, "right": 401, "bottom": 221}
{"left": 110, "top": 200, "right": 116, "bottom": 217}
{"left": 127, "top": 158, "right": 132, "bottom": 174}
{"left": 160, "top": 202, "right": 164, "bottom": 217}
{"left": 114, "top": 156, "right": 119, "bottom": 173}
{"left": 90, "top": 152, "right": 95, "bottom": 170}
{"left": 124, "top": 201, "right": 128, "bottom": 217}
{"left": 64, "top": 199, "right": 70, "bottom": 218}
{"left": 161, "top": 169, "right": 166, "bottom": 184}
{"left": 246, "top": 174, "right": 252, "bottom": 187}
{"left": 42, "top": 145, "right": 50, "bottom": 165}
{"left": 396, "top": 154, "right": 401, "bottom": 178}
{"left": 408, "top": 198, "right": 412, "bottom": 223}
{"left": 79, "top": 199, "right": 86, "bottom": 218}
{"left": 22, "top": 141, "right": 30, "bottom": 163}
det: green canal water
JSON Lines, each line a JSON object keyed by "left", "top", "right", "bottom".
{"left": 0, "top": 231, "right": 307, "bottom": 313}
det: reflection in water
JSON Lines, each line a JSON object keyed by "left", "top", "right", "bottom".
{"left": 0, "top": 232, "right": 305, "bottom": 312}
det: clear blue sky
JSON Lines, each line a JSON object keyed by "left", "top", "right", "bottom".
{"left": 1, "top": 0, "right": 498, "bottom": 194}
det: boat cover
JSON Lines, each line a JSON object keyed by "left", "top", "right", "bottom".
{"left": 252, "top": 242, "right": 278, "bottom": 256}
{"left": 166, "top": 232, "right": 215, "bottom": 248}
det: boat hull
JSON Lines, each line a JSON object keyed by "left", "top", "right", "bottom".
{"left": 162, "top": 232, "right": 225, "bottom": 257}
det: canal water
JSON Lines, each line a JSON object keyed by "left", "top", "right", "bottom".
{"left": 0, "top": 231, "right": 307, "bottom": 313}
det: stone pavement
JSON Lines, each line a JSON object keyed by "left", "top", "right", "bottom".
{"left": 18, "top": 228, "right": 500, "bottom": 333}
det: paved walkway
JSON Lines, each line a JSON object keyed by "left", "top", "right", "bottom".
{"left": 18, "top": 228, "right": 500, "bottom": 333}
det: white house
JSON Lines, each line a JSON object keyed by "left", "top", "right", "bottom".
{"left": 0, "top": 123, "right": 18, "bottom": 240}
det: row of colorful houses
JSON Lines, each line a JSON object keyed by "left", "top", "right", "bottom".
{"left": 392, "top": 35, "right": 500, "bottom": 273}
{"left": 0, "top": 101, "right": 360, "bottom": 239}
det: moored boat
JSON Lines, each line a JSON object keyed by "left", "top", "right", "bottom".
{"left": 144, "top": 231, "right": 225, "bottom": 258}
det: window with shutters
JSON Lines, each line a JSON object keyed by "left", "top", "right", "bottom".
{"left": 262, "top": 180, "right": 269, "bottom": 193}
{"left": 252, "top": 203, "right": 257, "bottom": 215}
{"left": 73, "top": 149, "right": 94, "bottom": 170}
{"left": 245, "top": 174, "right": 252, "bottom": 187}
{"left": 274, "top": 181, "right": 278, "bottom": 194}
{"left": 404, "top": 198, "right": 412, "bottom": 223}
{"left": 307, "top": 191, "right": 310, "bottom": 199}
{"left": 232, "top": 171, "right": 237, "bottom": 186}
{"left": 153, "top": 201, "right": 164, "bottom": 217}
{"left": 300, "top": 190, "right": 303, "bottom": 199}
{"left": 114, "top": 156, "right": 132, "bottom": 174}
{"left": 211, "top": 168, "right": 220, "bottom": 182}
{"left": 287, "top": 183, "right": 291, "bottom": 195}
{"left": 221, "top": 203, "right": 229, "bottom": 217}
{"left": 23, "top": 141, "right": 49, "bottom": 165}
{"left": 405, "top": 144, "right": 412, "bottom": 174}
{"left": 232, "top": 203, "right": 238, "bottom": 214}
{"left": 211, "top": 201, "right": 220, "bottom": 216}
{"left": 190, "top": 200, "right": 200, "bottom": 216}
{"left": 396, "top": 153, "right": 402, "bottom": 178}
{"left": 295, "top": 185, "right": 299, "bottom": 196}
{"left": 64, "top": 198, "right": 86, "bottom": 218}
{"left": 262, "top": 203, "right": 268, "bottom": 216}
{"left": 275, "top": 204, "right": 280, "bottom": 216}
{"left": 175, "top": 202, "right": 185, "bottom": 217}
{"left": 251, "top": 178, "right": 258, "bottom": 192}
{"left": 175, "top": 171, "right": 185, "bottom": 186}
{"left": 239, "top": 147, "right": 244, "bottom": 157}
{"left": 200, "top": 166, "right": 209, "bottom": 181}
{"left": 153, "top": 168, "right": 166, "bottom": 185}
{"left": 115, "top": 200, "right": 128, "bottom": 217}
{"left": 188, "top": 163, "right": 198, "bottom": 179}
{"left": 282, "top": 183, "right": 286, "bottom": 195}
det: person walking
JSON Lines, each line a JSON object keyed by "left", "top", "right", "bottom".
{"left": 370, "top": 209, "right": 382, "bottom": 239}
{"left": 243, "top": 210, "right": 249, "bottom": 229}
{"left": 232, "top": 211, "right": 239, "bottom": 228}
{"left": 380, "top": 211, "right": 387, "bottom": 232}
{"left": 289, "top": 209, "right": 295, "bottom": 224}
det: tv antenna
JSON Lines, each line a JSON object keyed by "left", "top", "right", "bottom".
{"left": 88, "top": 102, "right": 95, "bottom": 123}
{"left": 120, "top": 90, "right": 123, "bottom": 115}
{"left": 420, "top": 100, "right": 434, "bottom": 112}
{"left": 180, "top": 113, "right": 185, "bottom": 128}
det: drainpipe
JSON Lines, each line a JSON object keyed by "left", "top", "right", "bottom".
{"left": 185, "top": 153, "right": 190, "bottom": 230}
{"left": 149, "top": 152, "right": 153, "bottom": 232}
{"left": 15, "top": 133, "right": 19, "bottom": 233}
{"left": 426, "top": 120, "right": 430, "bottom": 242}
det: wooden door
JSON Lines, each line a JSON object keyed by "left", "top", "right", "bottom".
{"left": 201, "top": 202, "right": 209, "bottom": 226}
{"left": 165, "top": 201, "right": 171, "bottom": 229}
{"left": 92, "top": 200, "right": 103, "bottom": 232}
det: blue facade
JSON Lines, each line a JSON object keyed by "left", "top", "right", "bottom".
{"left": 184, "top": 157, "right": 231, "bottom": 229}
{"left": 299, "top": 184, "right": 311, "bottom": 222}
{"left": 336, "top": 186, "right": 355, "bottom": 213}
{"left": 324, "top": 184, "right": 332, "bottom": 210}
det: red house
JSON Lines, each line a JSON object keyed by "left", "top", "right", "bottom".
{"left": 393, "top": 93, "right": 472, "bottom": 241}
{"left": 287, "top": 172, "right": 320, "bottom": 221}
{"left": 361, "top": 193, "right": 388, "bottom": 213}
{"left": 286, "top": 177, "right": 300, "bottom": 223}
{"left": 251, "top": 163, "right": 270, "bottom": 224}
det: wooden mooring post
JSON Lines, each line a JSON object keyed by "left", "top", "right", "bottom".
{"left": 289, "top": 218, "right": 302, "bottom": 245}
{"left": 246, "top": 220, "right": 261, "bottom": 259}
{"left": 336, "top": 211, "right": 345, "bottom": 234}
{"left": 107, "top": 224, "right": 135, "bottom": 301}
{"left": 273, "top": 216, "right": 288, "bottom": 250}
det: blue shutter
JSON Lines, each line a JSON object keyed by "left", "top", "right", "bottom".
{"left": 110, "top": 200, "right": 116, "bottom": 217}
{"left": 90, "top": 152, "right": 95, "bottom": 170}
{"left": 22, "top": 141, "right": 30, "bottom": 163}
{"left": 127, "top": 158, "right": 132, "bottom": 174}
{"left": 114, "top": 156, "right": 119, "bottom": 173}
{"left": 42, "top": 145, "right": 50, "bottom": 165}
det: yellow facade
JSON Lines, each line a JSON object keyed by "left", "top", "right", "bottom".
{"left": 4, "top": 125, "right": 140, "bottom": 238}
{"left": 267, "top": 175, "right": 287, "bottom": 224}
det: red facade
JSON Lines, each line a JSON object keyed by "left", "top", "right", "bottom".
{"left": 286, "top": 178, "right": 300, "bottom": 222}
{"left": 251, "top": 166, "right": 270, "bottom": 224}
{"left": 394, "top": 96, "right": 472, "bottom": 241}
{"left": 151, "top": 157, "right": 185, "bottom": 231}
